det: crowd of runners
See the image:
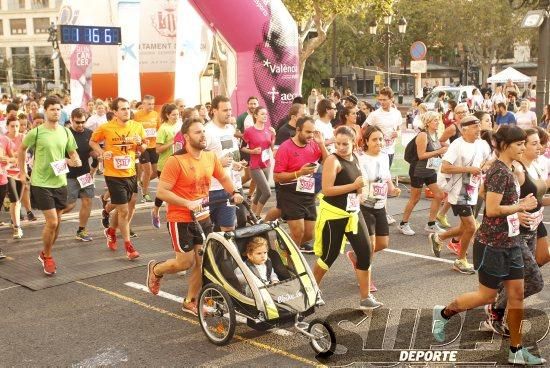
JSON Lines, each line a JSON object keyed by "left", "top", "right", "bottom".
{"left": 0, "top": 84, "right": 549, "bottom": 364}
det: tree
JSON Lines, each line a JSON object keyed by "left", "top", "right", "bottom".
{"left": 283, "top": 0, "right": 393, "bottom": 89}
{"left": 394, "top": 0, "right": 532, "bottom": 83}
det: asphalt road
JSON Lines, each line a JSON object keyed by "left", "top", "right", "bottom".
{"left": 1, "top": 181, "right": 550, "bottom": 367}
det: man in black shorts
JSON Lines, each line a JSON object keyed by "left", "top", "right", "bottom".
{"left": 18, "top": 96, "right": 81, "bottom": 275}
{"left": 63, "top": 108, "right": 99, "bottom": 242}
{"left": 90, "top": 98, "right": 147, "bottom": 260}
{"left": 134, "top": 94, "right": 159, "bottom": 202}
{"left": 273, "top": 117, "right": 328, "bottom": 252}
{"left": 429, "top": 116, "right": 491, "bottom": 274}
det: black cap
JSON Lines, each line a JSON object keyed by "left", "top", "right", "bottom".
{"left": 344, "top": 95, "right": 358, "bottom": 105}
{"left": 460, "top": 115, "right": 480, "bottom": 126}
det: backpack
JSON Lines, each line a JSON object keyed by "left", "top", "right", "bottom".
{"left": 404, "top": 135, "right": 418, "bottom": 164}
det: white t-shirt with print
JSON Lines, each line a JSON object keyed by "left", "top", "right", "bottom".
{"left": 314, "top": 119, "right": 334, "bottom": 152}
{"left": 356, "top": 150, "right": 391, "bottom": 209}
{"left": 514, "top": 110, "right": 537, "bottom": 130}
{"left": 440, "top": 138, "right": 491, "bottom": 205}
{"left": 362, "top": 107, "right": 402, "bottom": 155}
{"left": 205, "top": 122, "right": 237, "bottom": 191}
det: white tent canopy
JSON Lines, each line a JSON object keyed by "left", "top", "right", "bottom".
{"left": 487, "top": 67, "right": 531, "bottom": 83}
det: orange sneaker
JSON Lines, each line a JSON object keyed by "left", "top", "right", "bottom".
{"left": 125, "top": 241, "right": 140, "bottom": 260}
{"left": 104, "top": 228, "right": 117, "bottom": 251}
{"left": 38, "top": 251, "right": 56, "bottom": 275}
{"left": 182, "top": 298, "right": 198, "bottom": 316}
{"left": 146, "top": 260, "right": 162, "bottom": 295}
{"left": 446, "top": 239, "right": 461, "bottom": 256}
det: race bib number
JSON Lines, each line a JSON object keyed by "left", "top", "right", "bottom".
{"left": 113, "top": 155, "right": 132, "bottom": 170}
{"left": 77, "top": 173, "right": 94, "bottom": 188}
{"left": 530, "top": 208, "right": 544, "bottom": 231}
{"left": 144, "top": 128, "right": 157, "bottom": 138}
{"left": 369, "top": 182, "right": 388, "bottom": 199}
{"left": 469, "top": 173, "right": 482, "bottom": 188}
{"left": 194, "top": 196, "right": 210, "bottom": 219}
{"left": 296, "top": 175, "right": 315, "bottom": 194}
{"left": 232, "top": 170, "right": 242, "bottom": 190}
{"left": 507, "top": 213, "right": 520, "bottom": 237}
{"left": 346, "top": 193, "right": 360, "bottom": 212}
{"left": 261, "top": 149, "right": 270, "bottom": 163}
{"left": 426, "top": 157, "right": 442, "bottom": 170}
{"left": 50, "top": 159, "right": 69, "bottom": 176}
{"left": 173, "top": 141, "right": 183, "bottom": 153}
{"left": 6, "top": 164, "right": 20, "bottom": 178}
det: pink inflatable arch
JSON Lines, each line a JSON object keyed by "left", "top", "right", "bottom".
{"left": 188, "top": 0, "right": 300, "bottom": 128}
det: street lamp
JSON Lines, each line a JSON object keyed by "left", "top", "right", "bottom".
{"left": 47, "top": 22, "right": 60, "bottom": 60}
{"left": 368, "top": 15, "right": 407, "bottom": 88}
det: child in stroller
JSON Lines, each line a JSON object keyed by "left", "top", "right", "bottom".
{"left": 234, "top": 236, "right": 279, "bottom": 296}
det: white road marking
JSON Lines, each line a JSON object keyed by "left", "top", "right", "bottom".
{"left": 382, "top": 248, "right": 455, "bottom": 264}
{"left": 124, "top": 281, "right": 294, "bottom": 337}
{"left": 0, "top": 285, "right": 21, "bottom": 292}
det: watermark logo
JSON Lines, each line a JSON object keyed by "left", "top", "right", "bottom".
{"left": 262, "top": 58, "right": 298, "bottom": 76}
{"left": 151, "top": 1, "right": 177, "bottom": 38}
{"left": 313, "top": 307, "right": 550, "bottom": 366}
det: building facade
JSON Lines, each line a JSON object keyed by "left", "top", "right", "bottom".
{"left": 0, "top": 0, "right": 65, "bottom": 95}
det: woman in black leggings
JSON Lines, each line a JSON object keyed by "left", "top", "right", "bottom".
{"left": 313, "top": 126, "right": 381, "bottom": 310}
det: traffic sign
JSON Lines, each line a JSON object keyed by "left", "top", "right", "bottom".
{"left": 410, "top": 41, "right": 427, "bottom": 61}
{"left": 410, "top": 60, "right": 427, "bottom": 74}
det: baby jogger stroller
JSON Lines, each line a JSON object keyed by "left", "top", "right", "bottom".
{"left": 192, "top": 199, "right": 336, "bottom": 357}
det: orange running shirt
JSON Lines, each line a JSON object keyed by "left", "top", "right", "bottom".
{"left": 134, "top": 110, "right": 160, "bottom": 149}
{"left": 161, "top": 151, "right": 225, "bottom": 223}
{"left": 91, "top": 120, "right": 146, "bottom": 177}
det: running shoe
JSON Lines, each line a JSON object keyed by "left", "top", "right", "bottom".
{"left": 141, "top": 194, "right": 153, "bottom": 203}
{"left": 182, "top": 298, "right": 198, "bottom": 316}
{"left": 125, "top": 242, "right": 140, "bottom": 260}
{"left": 432, "top": 305, "right": 448, "bottom": 342}
{"left": 399, "top": 223, "right": 415, "bottom": 236}
{"left": 436, "top": 214, "right": 451, "bottom": 228}
{"left": 453, "top": 259, "right": 475, "bottom": 274}
{"left": 130, "top": 229, "right": 138, "bottom": 238}
{"left": 146, "top": 260, "right": 162, "bottom": 295}
{"left": 508, "top": 347, "right": 546, "bottom": 365}
{"left": 446, "top": 239, "right": 461, "bottom": 256}
{"left": 0, "top": 248, "right": 6, "bottom": 260}
{"left": 424, "top": 223, "right": 445, "bottom": 233}
{"left": 12, "top": 227, "right": 23, "bottom": 239}
{"left": 76, "top": 229, "right": 93, "bottom": 242}
{"left": 299, "top": 241, "right": 314, "bottom": 254}
{"left": 386, "top": 214, "right": 396, "bottom": 225}
{"left": 104, "top": 228, "right": 117, "bottom": 251}
{"left": 359, "top": 294, "right": 383, "bottom": 310}
{"left": 428, "top": 233, "right": 443, "bottom": 257}
{"left": 483, "top": 317, "right": 510, "bottom": 337}
{"left": 483, "top": 304, "right": 509, "bottom": 337}
{"left": 27, "top": 211, "right": 37, "bottom": 222}
{"left": 38, "top": 251, "right": 56, "bottom": 275}
{"left": 151, "top": 209, "right": 160, "bottom": 229}
{"left": 101, "top": 210, "right": 110, "bottom": 229}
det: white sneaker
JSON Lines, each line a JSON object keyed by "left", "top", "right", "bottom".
{"left": 425, "top": 223, "right": 445, "bottom": 233}
{"left": 386, "top": 214, "right": 396, "bottom": 225}
{"left": 399, "top": 223, "right": 415, "bottom": 236}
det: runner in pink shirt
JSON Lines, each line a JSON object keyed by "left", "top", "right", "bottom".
{"left": 241, "top": 107, "right": 275, "bottom": 216}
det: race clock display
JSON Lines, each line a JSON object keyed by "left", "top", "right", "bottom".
{"left": 59, "top": 25, "right": 122, "bottom": 45}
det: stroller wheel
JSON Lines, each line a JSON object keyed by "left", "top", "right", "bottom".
{"left": 198, "top": 283, "right": 236, "bottom": 346}
{"left": 308, "top": 319, "right": 336, "bottom": 358}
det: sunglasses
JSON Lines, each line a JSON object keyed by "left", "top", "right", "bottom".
{"left": 74, "top": 120, "right": 86, "bottom": 124}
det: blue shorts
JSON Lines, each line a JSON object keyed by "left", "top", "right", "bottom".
{"left": 209, "top": 189, "right": 236, "bottom": 228}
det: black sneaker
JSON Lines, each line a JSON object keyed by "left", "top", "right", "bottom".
{"left": 130, "top": 229, "right": 138, "bottom": 238}
{"left": 483, "top": 317, "right": 510, "bottom": 337}
{"left": 101, "top": 210, "right": 110, "bottom": 229}
{"left": 27, "top": 211, "right": 37, "bottom": 222}
{"left": 299, "top": 240, "right": 314, "bottom": 254}
{"left": 0, "top": 248, "right": 6, "bottom": 259}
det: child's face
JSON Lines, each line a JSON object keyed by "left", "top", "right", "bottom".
{"left": 247, "top": 245, "right": 268, "bottom": 266}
